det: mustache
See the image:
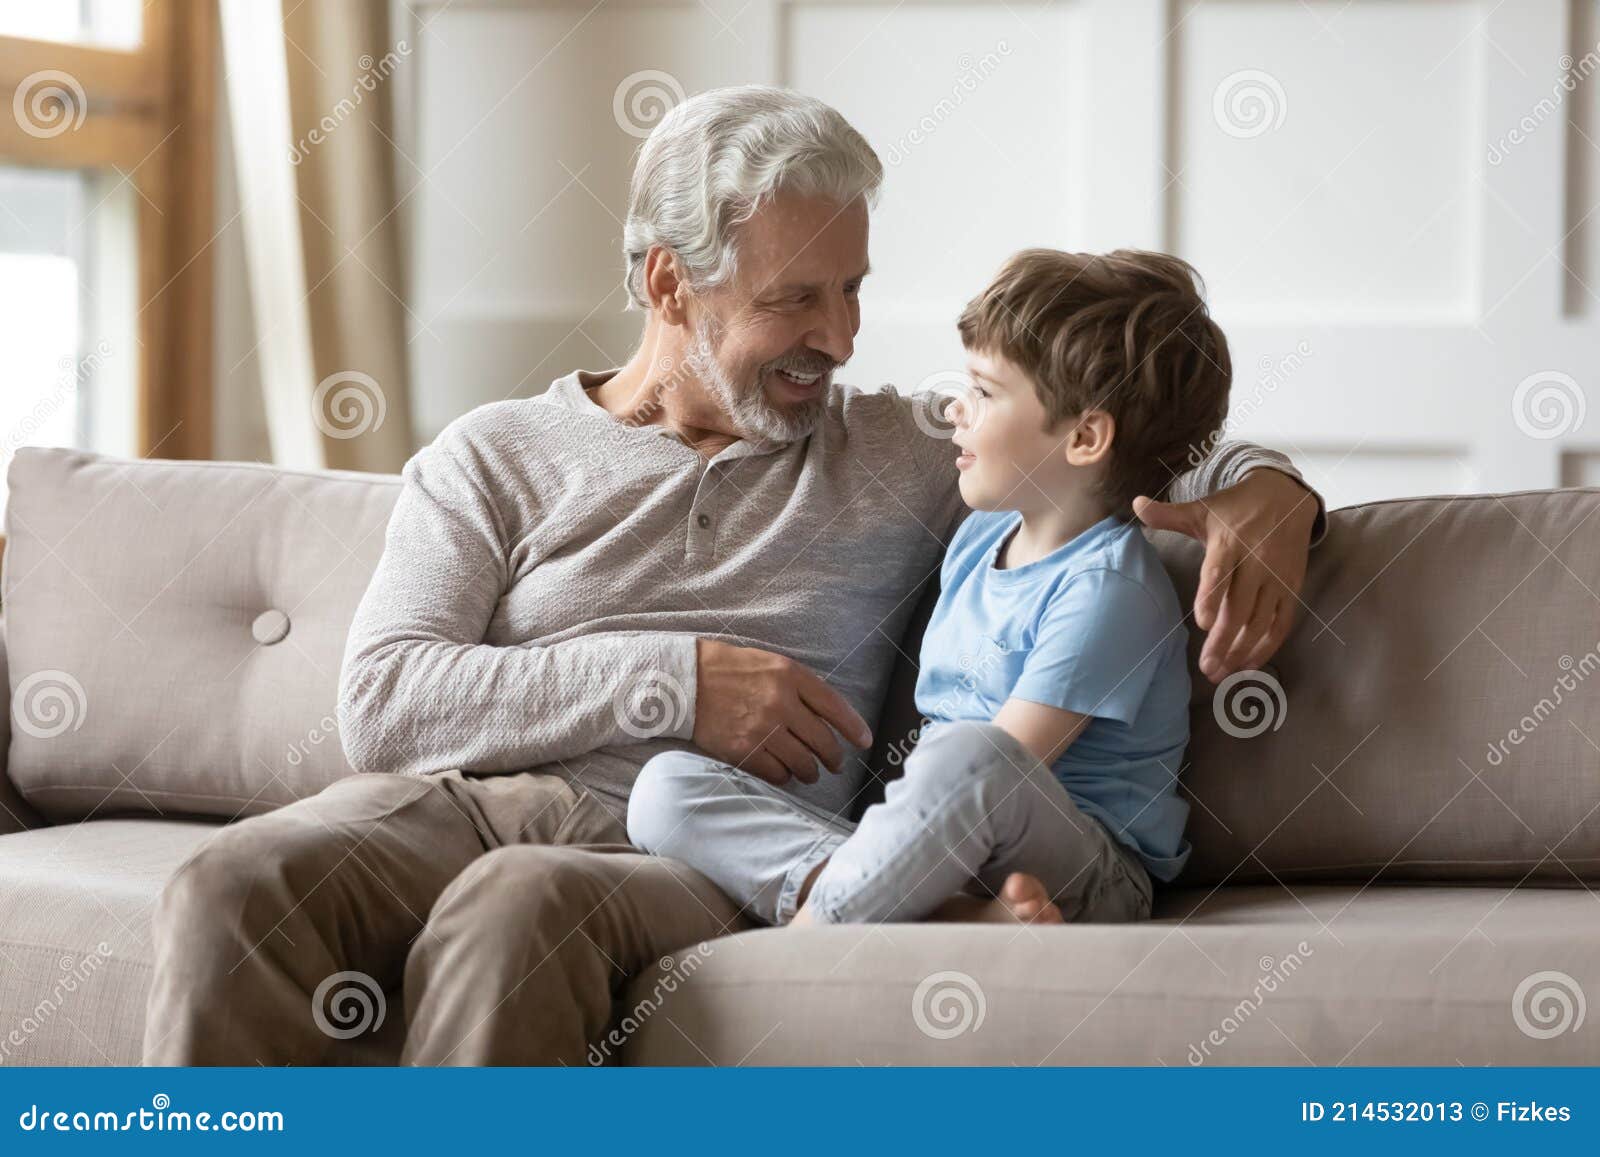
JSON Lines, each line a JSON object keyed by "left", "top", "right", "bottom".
{"left": 764, "top": 351, "right": 839, "bottom": 377}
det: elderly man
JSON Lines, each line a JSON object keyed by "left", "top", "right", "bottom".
{"left": 143, "top": 85, "right": 1322, "bottom": 1066}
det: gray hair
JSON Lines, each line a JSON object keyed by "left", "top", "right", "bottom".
{"left": 622, "top": 85, "right": 883, "bottom": 310}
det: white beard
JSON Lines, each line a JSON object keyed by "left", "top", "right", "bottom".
{"left": 685, "top": 320, "right": 826, "bottom": 444}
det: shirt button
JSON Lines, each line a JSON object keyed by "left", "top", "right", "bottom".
{"left": 696, "top": 513, "right": 711, "bottom": 528}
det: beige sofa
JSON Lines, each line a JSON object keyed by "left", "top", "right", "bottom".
{"left": 2, "top": 446, "right": 1597, "bottom": 1066}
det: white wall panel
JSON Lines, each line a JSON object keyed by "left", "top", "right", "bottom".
{"left": 399, "top": 0, "right": 1599, "bottom": 505}
{"left": 1292, "top": 449, "right": 1477, "bottom": 513}
{"left": 785, "top": 2, "right": 1082, "bottom": 318}
{"left": 1570, "top": 0, "right": 1600, "bottom": 318}
{"left": 1172, "top": 0, "right": 1476, "bottom": 321}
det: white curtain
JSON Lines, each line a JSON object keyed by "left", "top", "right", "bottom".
{"left": 219, "top": 0, "right": 413, "bottom": 473}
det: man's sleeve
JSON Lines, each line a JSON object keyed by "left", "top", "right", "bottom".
{"left": 1166, "top": 440, "right": 1329, "bottom": 546}
{"left": 1010, "top": 571, "right": 1179, "bottom": 726}
{"left": 336, "top": 429, "right": 699, "bottom": 777}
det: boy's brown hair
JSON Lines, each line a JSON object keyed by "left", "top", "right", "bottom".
{"left": 957, "top": 248, "right": 1231, "bottom": 511}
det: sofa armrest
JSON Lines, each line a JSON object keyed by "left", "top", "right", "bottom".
{"left": 0, "top": 618, "right": 43, "bottom": 835}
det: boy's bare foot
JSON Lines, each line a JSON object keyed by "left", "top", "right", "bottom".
{"left": 790, "top": 873, "right": 1065, "bottom": 926}
{"left": 997, "top": 872, "right": 1064, "bottom": 923}
{"left": 784, "top": 861, "right": 829, "bottom": 927}
{"left": 930, "top": 873, "right": 1064, "bottom": 924}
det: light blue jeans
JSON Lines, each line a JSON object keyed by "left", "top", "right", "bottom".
{"left": 627, "top": 719, "right": 1153, "bottom": 926}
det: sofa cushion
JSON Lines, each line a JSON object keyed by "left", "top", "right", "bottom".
{"left": 875, "top": 490, "right": 1600, "bottom": 884}
{"left": 0, "top": 619, "right": 44, "bottom": 834}
{"left": 0, "top": 818, "right": 406, "bottom": 1065}
{"left": 619, "top": 883, "right": 1600, "bottom": 1065}
{"left": 1154, "top": 489, "right": 1600, "bottom": 885}
{"left": 2, "top": 449, "right": 400, "bottom": 820}
{"left": 0, "top": 818, "right": 222, "bottom": 1063}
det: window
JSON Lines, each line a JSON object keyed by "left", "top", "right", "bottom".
{"left": 0, "top": 0, "right": 214, "bottom": 526}
{"left": 0, "top": 0, "right": 143, "bottom": 50}
{"left": 0, "top": 166, "right": 137, "bottom": 511}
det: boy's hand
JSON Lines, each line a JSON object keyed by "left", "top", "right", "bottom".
{"left": 1133, "top": 468, "right": 1319, "bottom": 683}
{"left": 692, "top": 638, "right": 874, "bottom": 786}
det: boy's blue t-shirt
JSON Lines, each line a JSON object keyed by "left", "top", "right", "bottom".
{"left": 913, "top": 509, "right": 1193, "bottom": 881}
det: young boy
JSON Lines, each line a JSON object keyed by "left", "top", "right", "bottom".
{"left": 628, "top": 248, "right": 1231, "bottom": 926}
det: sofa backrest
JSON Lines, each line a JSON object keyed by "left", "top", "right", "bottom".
{"left": 1161, "top": 488, "right": 1600, "bottom": 886}
{"left": 877, "top": 488, "right": 1600, "bottom": 886}
{"left": 2, "top": 448, "right": 400, "bottom": 821}
{"left": 7, "top": 447, "right": 1600, "bottom": 888}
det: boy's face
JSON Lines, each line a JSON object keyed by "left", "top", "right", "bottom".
{"left": 949, "top": 348, "right": 1095, "bottom": 513}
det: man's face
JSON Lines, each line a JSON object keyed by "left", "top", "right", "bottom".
{"left": 685, "top": 192, "right": 870, "bottom": 442}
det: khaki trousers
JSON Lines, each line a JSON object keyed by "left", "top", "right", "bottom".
{"left": 141, "top": 770, "right": 746, "bottom": 1066}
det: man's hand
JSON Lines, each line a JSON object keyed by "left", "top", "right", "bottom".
{"left": 692, "top": 638, "right": 873, "bottom": 786}
{"left": 1133, "top": 469, "right": 1319, "bottom": 683}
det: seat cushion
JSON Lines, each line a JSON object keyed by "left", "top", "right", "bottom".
{"left": 2, "top": 448, "right": 400, "bottom": 821}
{"left": 0, "top": 818, "right": 223, "bottom": 1063}
{"left": 619, "top": 884, "right": 1600, "bottom": 1065}
{"left": 0, "top": 815, "right": 411, "bottom": 1066}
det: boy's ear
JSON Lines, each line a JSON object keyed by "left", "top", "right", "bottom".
{"left": 1064, "top": 409, "right": 1116, "bottom": 467}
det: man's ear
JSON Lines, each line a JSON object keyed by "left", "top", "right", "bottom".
{"left": 644, "top": 247, "right": 691, "bottom": 326}
{"left": 1064, "top": 409, "right": 1115, "bottom": 467}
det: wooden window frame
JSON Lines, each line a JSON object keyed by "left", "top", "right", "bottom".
{"left": 0, "top": 0, "right": 217, "bottom": 462}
